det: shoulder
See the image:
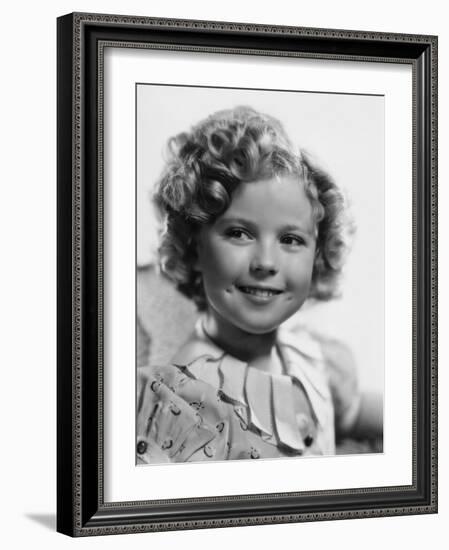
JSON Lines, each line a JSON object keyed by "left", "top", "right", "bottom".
{"left": 278, "top": 323, "right": 358, "bottom": 386}
{"left": 310, "top": 333, "right": 362, "bottom": 435}
{"left": 170, "top": 319, "right": 224, "bottom": 366}
{"left": 136, "top": 316, "right": 227, "bottom": 402}
{"left": 137, "top": 316, "right": 221, "bottom": 391}
{"left": 277, "top": 325, "right": 325, "bottom": 362}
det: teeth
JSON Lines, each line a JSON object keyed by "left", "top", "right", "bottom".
{"left": 239, "top": 286, "right": 280, "bottom": 297}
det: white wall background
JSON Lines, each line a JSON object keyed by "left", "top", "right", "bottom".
{"left": 0, "top": 1, "right": 445, "bottom": 548}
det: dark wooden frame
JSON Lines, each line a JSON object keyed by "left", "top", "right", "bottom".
{"left": 57, "top": 12, "right": 438, "bottom": 536}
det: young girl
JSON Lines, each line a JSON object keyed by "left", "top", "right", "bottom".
{"left": 137, "top": 105, "right": 382, "bottom": 464}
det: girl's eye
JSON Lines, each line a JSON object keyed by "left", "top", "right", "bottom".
{"left": 280, "top": 234, "right": 305, "bottom": 247}
{"left": 225, "top": 228, "right": 252, "bottom": 241}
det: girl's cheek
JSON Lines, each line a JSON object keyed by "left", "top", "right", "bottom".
{"left": 287, "top": 257, "right": 314, "bottom": 283}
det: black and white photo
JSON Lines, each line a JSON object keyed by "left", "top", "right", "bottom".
{"left": 136, "top": 86, "right": 384, "bottom": 464}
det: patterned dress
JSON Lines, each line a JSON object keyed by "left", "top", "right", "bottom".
{"left": 136, "top": 319, "right": 361, "bottom": 464}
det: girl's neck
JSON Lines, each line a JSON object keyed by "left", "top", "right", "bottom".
{"left": 202, "top": 309, "right": 282, "bottom": 374}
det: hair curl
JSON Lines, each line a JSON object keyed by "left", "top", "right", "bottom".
{"left": 152, "top": 106, "right": 353, "bottom": 311}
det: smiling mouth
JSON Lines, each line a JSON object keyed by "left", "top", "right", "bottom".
{"left": 236, "top": 285, "right": 283, "bottom": 298}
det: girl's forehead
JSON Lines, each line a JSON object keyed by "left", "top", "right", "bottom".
{"left": 231, "top": 175, "right": 309, "bottom": 208}
{"left": 219, "top": 176, "right": 315, "bottom": 230}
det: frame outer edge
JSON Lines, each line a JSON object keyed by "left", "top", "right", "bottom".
{"left": 57, "top": 12, "right": 438, "bottom": 536}
{"left": 57, "top": 13, "right": 77, "bottom": 537}
{"left": 68, "top": 11, "right": 436, "bottom": 44}
{"left": 430, "top": 36, "right": 438, "bottom": 512}
{"left": 73, "top": 12, "right": 84, "bottom": 537}
{"left": 415, "top": 38, "right": 437, "bottom": 513}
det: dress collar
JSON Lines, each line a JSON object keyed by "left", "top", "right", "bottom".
{"left": 171, "top": 317, "right": 323, "bottom": 366}
{"left": 170, "top": 318, "right": 331, "bottom": 450}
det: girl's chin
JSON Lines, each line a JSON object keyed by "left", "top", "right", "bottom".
{"left": 233, "top": 317, "right": 286, "bottom": 336}
{"left": 206, "top": 300, "right": 296, "bottom": 336}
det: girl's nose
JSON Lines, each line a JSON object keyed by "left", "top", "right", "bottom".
{"left": 249, "top": 243, "right": 279, "bottom": 277}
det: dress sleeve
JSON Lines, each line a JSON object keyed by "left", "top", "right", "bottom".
{"left": 136, "top": 365, "right": 219, "bottom": 464}
{"left": 318, "top": 337, "right": 362, "bottom": 436}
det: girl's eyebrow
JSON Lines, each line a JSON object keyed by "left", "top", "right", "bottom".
{"left": 217, "top": 217, "right": 314, "bottom": 236}
{"left": 217, "top": 217, "right": 256, "bottom": 229}
{"left": 281, "top": 223, "right": 312, "bottom": 234}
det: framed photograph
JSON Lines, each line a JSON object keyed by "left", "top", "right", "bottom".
{"left": 57, "top": 12, "right": 437, "bottom": 536}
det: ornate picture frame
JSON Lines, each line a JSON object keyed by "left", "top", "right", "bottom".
{"left": 57, "top": 12, "right": 437, "bottom": 536}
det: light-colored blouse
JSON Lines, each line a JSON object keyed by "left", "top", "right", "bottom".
{"left": 137, "top": 319, "right": 360, "bottom": 464}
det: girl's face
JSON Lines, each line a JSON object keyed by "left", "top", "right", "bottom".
{"left": 195, "top": 174, "right": 317, "bottom": 335}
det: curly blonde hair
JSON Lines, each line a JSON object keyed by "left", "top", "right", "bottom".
{"left": 153, "top": 106, "right": 352, "bottom": 310}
